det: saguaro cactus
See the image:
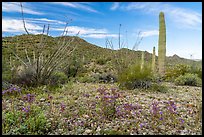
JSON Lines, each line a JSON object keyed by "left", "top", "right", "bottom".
{"left": 141, "top": 51, "right": 144, "bottom": 71}
{"left": 158, "top": 12, "right": 166, "bottom": 76}
{"left": 152, "top": 46, "right": 156, "bottom": 73}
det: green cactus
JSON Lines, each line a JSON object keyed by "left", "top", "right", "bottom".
{"left": 141, "top": 51, "right": 144, "bottom": 71}
{"left": 152, "top": 46, "right": 156, "bottom": 73}
{"left": 158, "top": 12, "right": 166, "bottom": 76}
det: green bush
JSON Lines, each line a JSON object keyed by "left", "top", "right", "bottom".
{"left": 2, "top": 109, "right": 51, "bottom": 135}
{"left": 66, "top": 65, "right": 79, "bottom": 78}
{"left": 64, "top": 57, "right": 82, "bottom": 78}
{"left": 2, "top": 58, "right": 12, "bottom": 82}
{"left": 96, "top": 58, "right": 107, "bottom": 65}
{"left": 118, "top": 63, "right": 153, "bottom": 90}
{"left": 48, "top": 71, "right": 68, "bottom": 86}
{"left": 78, "top": 75, "right": 96, "bottom": 83}
{"left": 189, "top": 66, "right": 202, "bottom": 80}
{"left": 165, "top": 64, "right": 191, "bottom": 81}
{"left": 175, "top": 73, "right": 202, "bottom": 86}
{"left": 150, "top": 83, "right": 169, "bottom": 93}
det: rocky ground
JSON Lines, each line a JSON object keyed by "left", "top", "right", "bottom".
{"left": 2, "top": 82, "right": 202, "bottom": 135}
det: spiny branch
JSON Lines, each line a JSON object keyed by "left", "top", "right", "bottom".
{"left": 20, "top": 2, "right": 29, "bottom": 35}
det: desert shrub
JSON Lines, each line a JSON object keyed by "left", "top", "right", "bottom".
{"left": 98, "top": 73, "right": 117, "bottom": 83}
{"left": 189, "top": 66, "right": 202, "bottom": 79}
{"left": 48, "top": 71, "right": 68, "bottom": 86}
{"left": 65, "top": 65, "right": 79, "bottom": 78}
{"left": 118, "top": 63, "right": 153, "bottom": 90}
{"left": 150, "top": 83, "right": 169, "bottom": 93}
{"left": 165, "top": 64, "right": 191, "bottom": 81}
{"left": 2, "top": 58, "right": 12, "bottom": 82}
{"left": 78, "top": 75, "right": 96, "bottom": 83}
{"left": 2, "top": 72, "right": 12, "bottom": 83}
{"left": 96, "top": 58, "right": 107, "bottom": 65}
{"left": 91, "top": 73, "right": 101, "bottom": 82}
{"left": 64, "top": 57, "right": 82, "bottom": 79}
{"left": 195, "top": 68, "right": 202, "bottom": 80}
{"left": 12, "top": 65, "right": 36, "bottom": 87}
{"left": 174, "top": 73, "right": 202, "bottom": 86}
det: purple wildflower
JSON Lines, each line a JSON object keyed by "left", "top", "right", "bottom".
{"left": 9, "top": 88, "right": 12, "bottom": 93}
{"left": 83, "top": 93, "right": 90, "bottom": 98}
{"left": 60, "top": 103, "right": 66, "bottom": 112}
{"left": 123, "top": 103, "right": 138, "bottom": 111}
{"left": 27, "top": 94, "right": 35, "bottom": 103}
{"left": 2, "top": 85, "right": 22, "bottom": 95}
{"left": 151, "top": 101, "right": 160, "bottom": 115}
{"left": 22, "top": 106, "right": 30, "bottom": 113}
{"left": 179, "top": 118, "right": 184, "bottom": 124}
{"left": 110, "top": 88, "right": 117, "bottom": 92}
{"left": 21, "top": 94, "right": 35, "bottom": 103}
{"left": 18, "top": 88, "right": 21, "bottom": 92}
{"left": 167, "top": 100, "right": 177, "bottom": 113}
{"left": 159, "top": 117, "right": 163, "bottom": 120}
{"left": 140, "top": 123, "right": 143, "bottom": 128}
{"left": 2, "top": 90, "right": 6, "bottom": 95}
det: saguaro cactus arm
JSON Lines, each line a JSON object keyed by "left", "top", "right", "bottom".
{"left": 152, "top": 46, "right": 156, "bottom": 73}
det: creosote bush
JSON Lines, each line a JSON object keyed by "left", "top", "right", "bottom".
{"left": 64, "top": 56, "right": 82, "bottom": 79}
{"left": 189, "top": 66, "right": 202, "bottom": 80}
{"left": 118, "top": 63, "right": 153, "bottom": 90}
{"left": 165, "top": 64, "right": 191, "bottom": 81}
{"left": 150, "top": 83, "right": 169, "bottom": 93}
{"left": 48, "top": 71, "right": 68, "bottom": 86}
{"left": 174, "top": 73, "right": 202, "bottom": 86}
{"left": 78, "top": 75, "right": 96, "bottom": 83}
{"left": 96, "top": 58, "right": 107, "bottom": 65}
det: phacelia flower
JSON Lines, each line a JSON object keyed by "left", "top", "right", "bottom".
{"left": 22, "top": 106, "right": 30, "bottom": 113}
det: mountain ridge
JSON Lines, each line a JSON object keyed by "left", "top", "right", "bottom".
{"left": 2, "top": 34, "right": 201, "bottom": 68}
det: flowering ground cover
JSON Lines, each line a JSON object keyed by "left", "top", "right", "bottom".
{"left": 2, "top": 82, "right": 202, "bottom": 135}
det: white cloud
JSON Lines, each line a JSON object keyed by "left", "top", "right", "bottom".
{"left": 53, "top": 26, "right": 108, "bottom": 35}
{"left": 82, "top": 33, "right": 118, "bottom": 39}
{"left": 25, "top": 18, "right": 66, "bottom": 25}
{"left": 169, "top": 8, "right": 201, "bottom": 28}
{"left": 51, "top": 2, "right": 100, "bottom": 13}
{"left": 53, "top": 26, "right": 118, "bottom": 39}
{"left": 2, "top": 18, "right": 43, "bottom": 34}
{"left": 141, "top": 30, "right": 159, "bottom": 37}
{"left": 69, "top": 26, "right": 107, "bottom": 35}
{"left": 2, "top": 17, "right": 116, "bottom": 39}
{"left": 121, "top": 2, "right": 202, "bottom": 29}
{"left": 110, "top": 2, "right": 120, "bottom": 10}
{"left": 2, "top": 2, "right": 44, "bottom": 15}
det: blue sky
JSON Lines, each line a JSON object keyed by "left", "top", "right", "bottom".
{"left": 2, "top": 2, "right": 202, "bottom": 59}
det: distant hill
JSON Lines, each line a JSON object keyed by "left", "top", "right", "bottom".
{"left": 2, "top": 34, "right": 202, "bottom": 72}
